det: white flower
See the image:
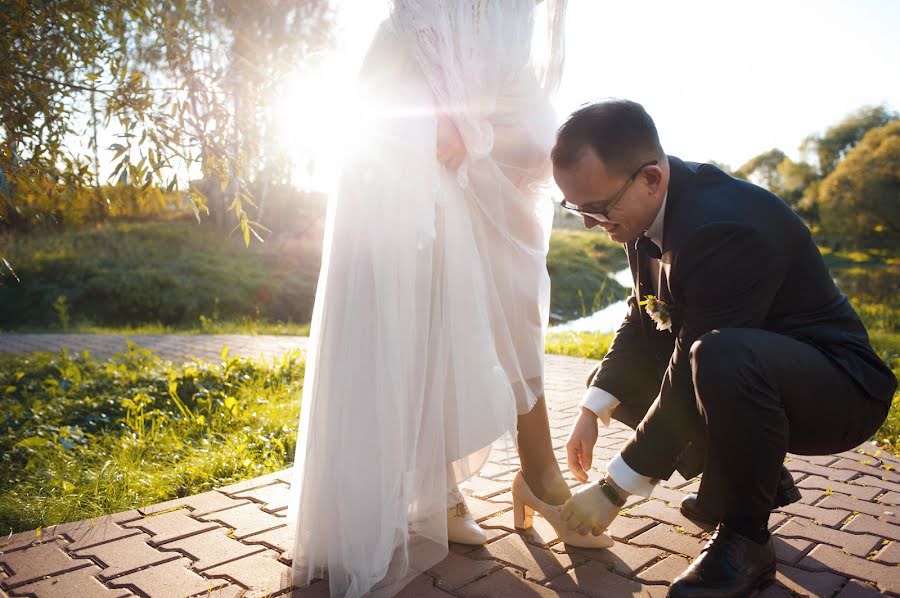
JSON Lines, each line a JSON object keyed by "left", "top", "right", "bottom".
{"left": 640, "top": 295, "right": 672, "bottom": 332}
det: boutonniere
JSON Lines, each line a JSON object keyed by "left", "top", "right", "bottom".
{"left": 639, "top": 295, "right": 672, "bottom": 332}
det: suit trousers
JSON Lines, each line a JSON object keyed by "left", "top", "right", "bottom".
{"left": 687, "top": 328, "right": 888, "bottom": 530}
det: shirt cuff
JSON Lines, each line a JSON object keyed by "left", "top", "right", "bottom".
{"left": 579, "top": 386, "right": 620, "bottom": 428}
{"left": 606, "top": 453, "right": 659, "bottom": 497}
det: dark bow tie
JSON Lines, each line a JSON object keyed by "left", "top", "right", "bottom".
{"left": 635, "top": 234, "right": 662, "bottom": 259}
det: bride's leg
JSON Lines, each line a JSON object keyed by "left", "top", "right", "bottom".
{"left": 517, "top": 395, "right": 571, "bottom": 505}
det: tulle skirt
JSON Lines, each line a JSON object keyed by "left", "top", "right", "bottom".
{"left": 287, "top": 21, "right": 555, "bottom": 598}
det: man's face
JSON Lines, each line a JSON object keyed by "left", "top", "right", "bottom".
{"left": 553, "top": 149, "right": 663, "bottom": 244}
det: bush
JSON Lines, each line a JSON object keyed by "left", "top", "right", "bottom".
{"left": 0, "top": 220, "right": 320, "bottom": 330}
{"left": 547, "top": 229, "right": 628, "bottom": 322}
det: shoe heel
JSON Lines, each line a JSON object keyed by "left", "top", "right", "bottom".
{"left": 513, "top": 499, "right": 534, "bottom": 530}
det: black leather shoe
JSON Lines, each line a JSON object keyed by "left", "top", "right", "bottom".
{"left": 667, "top": 524, "right": 776, "bottom": 597}
{"left": 679, "top": 465, "right": 801, "bottom": 526}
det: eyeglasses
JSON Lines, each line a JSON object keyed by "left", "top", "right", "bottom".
{"left": 559, "top": 160, "right": 659, "bottom": 223}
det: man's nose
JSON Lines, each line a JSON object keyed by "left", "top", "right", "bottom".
{"left": 583, "top": 215, "right": 602, "bottom": 229}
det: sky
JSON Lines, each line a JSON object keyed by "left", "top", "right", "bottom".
{"left": 281, "top": 0, "right": 900, "bottom": 188}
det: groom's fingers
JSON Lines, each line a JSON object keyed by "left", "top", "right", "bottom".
{"left": 579, "top": 442, "right": 593, "bottom": 473}
{"left": 567, "top": 444, "right": 587, "bottom": 483}
{"left": 566, "top": 440, "right": 587, "bottom": 484}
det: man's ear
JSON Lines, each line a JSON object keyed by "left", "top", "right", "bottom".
{"left": 642, "top": 165, "right": 664, "bottom": 194}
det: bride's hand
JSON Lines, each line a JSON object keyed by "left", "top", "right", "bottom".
{"left": 436, "top": 113, "right": 466, "bottom": 171}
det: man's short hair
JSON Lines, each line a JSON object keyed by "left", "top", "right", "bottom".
{"left": 551, "top": 100, "right": 664, "bottom": 175}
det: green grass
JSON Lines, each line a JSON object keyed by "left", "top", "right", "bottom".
{"left": 545, "top": 331, "right": 614, "bottom": 360}
{"left": 10, "top": 320, "right": 311, "bottom": 336}
{"left": 0, "top": 219, "right": 320, "bottom": 331}
{"left": 0, "top": 345, "right": 304, "bottom": 536}
{"left": 547, "top": 229, "right": 628, "bottom": 321}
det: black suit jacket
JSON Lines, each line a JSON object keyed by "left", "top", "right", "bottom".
{"left": 589, "top": 156, "right": 897, "bottom": 479}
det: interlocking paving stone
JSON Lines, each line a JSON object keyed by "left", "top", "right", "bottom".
{"left": 786, "top": 459, "right": 859, "bottom": 482}
{"left": 630, "top": 524, "right": 705, "bottom": 558}
{"left": 479, "top": 509, "right": 563, "bottom": 547}
{"left": 756, "top": 585, "right": 794, "bottom": 598}
{"left": 635, "top": 554, "right": 691, "bottom": 585}
{"left": 138, "top": 490, "right": 250, "bottom": 517}
{"left": 393, "top": 574, "right": 455, "bottom": 597}
{"left": 773, "top": 536, "right": 814, "bottom": 565}
{"left": 216, "top": 470, "right": 292, "bottom": 496}
{"left": 454, "top": 567, "right": 562, "bottom": 597}
{"left": 468, "top": 534, "right": 583, "bottom": 583}
{"left": 832, "top": 458, "right": 900, "bottom": 483}
{"left": 818, "top": 493, "right": 900, "bottom": 522}
{"left": 795, "top": 475, "right": 883, "bottom": 501}
{"left": 877, "top": 490, "right": 900, "bottom": 505}
{"left": 122, "top": 509, "right": 219, "bottom": 546}
{"left": 776, "top": 501, "right": 852, "bottom": 528}
{"left": 196, "top": 503, "right": 287, "bottom": 539}
{"left": 788, "top": 454, "right": 840, "bottom": 467}
{"left": 240, "top": 524, "right": 294, "bottom": 558}
{"left": 461, "top": 476, "right": 508, "bottom": 499}
{"left": 0, "top": 539, "right": 94, "bottom": 589}
{"left": 841, "top": 513, "right": 900, "bottom": 541}
{"left": 647, "top": 484, "right": 689, "bottom": 506}
{"left": 852, "top": 474, "right": 900, "bottom": 494}
{"left": 552, "top": 542, "right": 662, "bottom": 578}
{"left": 624, "top": 499, "right": 706, "bottom": 536}
{"left": 834, "top": 579, "right": 888, "bottom": 597}
{"left": 774, "top": 516, "right": 883, "bottom": 557}
{"left": 775, "top": 563, "right": 846, "bottom": 597}
{"left": 426, "top": 552, "right": 503, "bottom": 592}
{"left": 204, "top": 549, "right": 293, "bottom": 598}
{"left": 548, "top": 561, "right": 668, "bottom": 597}
{"left": 232, "top": 483, "right": 290, "bottom": 514}
{"left": 57, "top": 511, "right": 145, "bottom": 552}
{"left": 5, "top": 565, "right": 132, "bottom": 598}
{"left": 874, "top": 540, "right": 900, "bottom": 564}
{"left": 798, "top": 544, "right": 900, "bottom": 594}
{"left": 606, "top": 516, "right": 658, "bottom": 542}
{"left": 72, "top": 532, "right": 181, "bottom": 579}
{"left": 462, "top": 497, "right": 509, "bottom": 523}
{"left": 161, "top": 527, "right": 267, "bottom": 571}
{"left": 105, "top": 556, "right": 230, "bottom": 597}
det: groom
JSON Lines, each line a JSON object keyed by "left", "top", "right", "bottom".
{"left": 551, "top": 100, "right": 896, "bottom": 597}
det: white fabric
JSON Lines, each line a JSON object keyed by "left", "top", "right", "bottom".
{"left": 606, "top": 453, "right": 659, "bottom": 497}
{"left": 287, "top": 2, "right": 566, "bottom": 596}
{"left": 578, "top": 386, "right": 620, "bottom": 428}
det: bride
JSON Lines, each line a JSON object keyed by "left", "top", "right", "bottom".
{"left": 288, "top": 1, "right": 610, "bottom": 596}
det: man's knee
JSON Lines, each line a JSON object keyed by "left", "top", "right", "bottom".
{"left": 690, "top": 329, "right": 756, "bottom": 403}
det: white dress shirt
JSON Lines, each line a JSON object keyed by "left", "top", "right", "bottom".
{"left": 577, "top": 193, "right": 667, "bottom": 497}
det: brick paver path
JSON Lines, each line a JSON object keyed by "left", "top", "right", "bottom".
{"left": 1, "top": 334, "right": 898, "bottom": 597}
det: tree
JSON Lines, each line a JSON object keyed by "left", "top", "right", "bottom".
{"left": 0, "top": 1, "right": 333, "bottom": 241}
{"left": 803, "top": 105, "right": 898, "bottom": 177}
{"left": 736, "top": 149, "right": 787, "bottom": 194}
{"left": 816, "top": 120, "right": 900, "bottom": 244}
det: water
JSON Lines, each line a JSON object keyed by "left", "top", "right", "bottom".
{"left": 551, "top": 267, "right": 631, "bottom": 333}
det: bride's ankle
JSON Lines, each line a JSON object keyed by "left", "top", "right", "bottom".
{"left": 521, "top": 467, "right": 571, "bottom": 506}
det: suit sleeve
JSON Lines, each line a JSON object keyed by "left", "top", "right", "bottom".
{"left": 619, "top": 222, "right": 786, "bottom": 479}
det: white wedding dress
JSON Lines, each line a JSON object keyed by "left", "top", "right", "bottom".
{"left": 287, "top": 2, "right": 566, "bottom": 596}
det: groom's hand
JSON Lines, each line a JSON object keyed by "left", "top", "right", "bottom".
{"left": 436, "top": 113, "right": 466, "bottom": 171}
{"left": 560, "top": 481, "right": 621, "bottom": 537}
{"left": 567, "top": 408, "right": 599, "bottom": 483}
